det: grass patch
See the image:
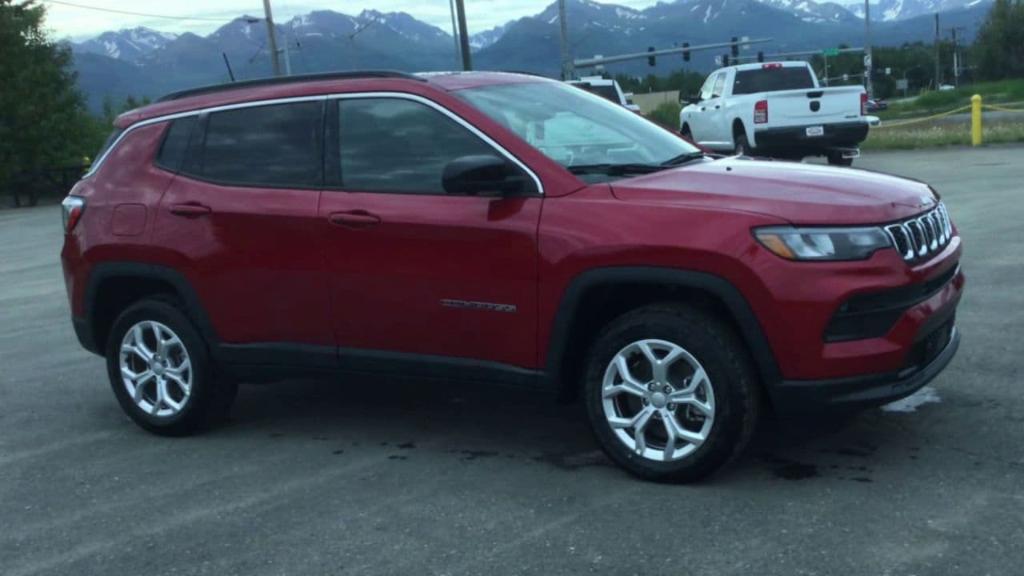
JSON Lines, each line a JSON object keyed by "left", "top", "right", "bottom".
{"left": 646, "top": 101, "right": 682, "bottom": 131}
{"left": 881, "top": 79, "right": 1024, "bottom": 119}
{"left": 864, "top": 121, "right": 1024, "bottom": 150}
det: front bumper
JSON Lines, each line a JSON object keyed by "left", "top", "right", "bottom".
{"left": 771, "top": 327, "right": 959, "bottom": 417}
{"left": 753, "top": 121, "right": 869, "bottom": 154}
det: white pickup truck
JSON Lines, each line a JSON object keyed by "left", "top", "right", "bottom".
{"left": 679, "top": 61, "right": 869, "bottom": 165}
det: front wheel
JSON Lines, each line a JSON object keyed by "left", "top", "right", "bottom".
{"left": 582, "top": 304, "right": 761, "bottom": 483}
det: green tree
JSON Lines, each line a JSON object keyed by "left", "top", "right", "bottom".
{"left": 975, "top": 0, "right": 1024, "bottom": 80}
{"left": 0, "top": 0, "right": 95, "bottom": 200}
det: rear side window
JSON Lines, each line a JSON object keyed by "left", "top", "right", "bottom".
{"left": 733, "top": 67, "right": 815, "bottom": 95}
{"left": 334, "top": 98, "right": 497, "bottom": 194}
{"left": 155, "top": 117, "right": 196, "bottom": 172}
{"left": 197, "top": 101, "right": 323, "bottom": 188}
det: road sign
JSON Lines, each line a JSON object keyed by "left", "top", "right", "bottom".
{"left": 896, "top": 78, "right": 908, "bottom": 90}
{"left": 863, "top": 54, "right": 872, "bottom": 67}
{"left": 823, "top": 48, "right": 840, "bottom": 57}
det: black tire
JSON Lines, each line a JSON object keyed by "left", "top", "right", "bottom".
{"left": 105, "top": 298, "right": 236, "bottom": 436}
{"left": 680, "top": 123, "right": 693, "bottom": 140}
{"left": 734, "top": 132, "right": 751, "bottom": 156}
{"left": 582, "top": 303, "right": 761, "bottom": 483}
{"left": 827, "top": 152, "right": 854, "bottom": 166}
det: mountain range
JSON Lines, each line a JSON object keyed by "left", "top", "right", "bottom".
{"left": 69, "top": 0, "right": 994, "bottom": 112}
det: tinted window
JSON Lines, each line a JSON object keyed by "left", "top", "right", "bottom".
{"left": 337, "top": 98, "right": 497, "bottom": 194}
{"left": 199, "top": 101, "right": 322, "bottom": 187}
{"left": 156, "top": 117, "right": 196, "bottom": 172}
{"left": 575, "top": 83, "right": 619, "bottom": 104}
{"left": 733, "top": 67, "right": 815, "bottom": 95}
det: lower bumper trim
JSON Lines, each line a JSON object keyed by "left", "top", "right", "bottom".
{"left": 770, "top": 328, "right": 960, "bottom": 417}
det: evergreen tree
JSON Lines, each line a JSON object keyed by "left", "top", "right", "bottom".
{"left": 0, "top": 0, "right": 94, "bottom": 197}
{"left": 975, "top": 0, "right": 1024, "bottom": 80}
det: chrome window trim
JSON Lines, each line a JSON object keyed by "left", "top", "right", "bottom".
{"left": 83, "top": 95, "right": 328, "bottom": 178}
{"left": 84, "top": 91, "right": 544, "bottom": 195}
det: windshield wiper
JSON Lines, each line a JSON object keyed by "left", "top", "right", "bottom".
{"left": 567, "top": 163, "right": 665, "bottom": 176}
{"left": 660, "top": 152, "right": 707, "bottom": 167}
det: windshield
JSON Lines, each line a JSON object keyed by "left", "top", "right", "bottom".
{"left": 458, "top": 81, "right": 699, "bottom": 170}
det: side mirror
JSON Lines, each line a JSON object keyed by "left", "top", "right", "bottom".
{"left": 442, "top": 155, "right": 531, "bottom": 197}
{"left": 682, "top": 94, "right": 700, "bottom": 106}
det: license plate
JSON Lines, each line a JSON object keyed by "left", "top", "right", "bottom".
{"left": 805, "top": 126, "right": 825, "bottom": 137}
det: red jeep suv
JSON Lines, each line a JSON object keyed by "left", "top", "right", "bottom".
{"left": 60, "top": 71, "right": 964, "bottom": 482}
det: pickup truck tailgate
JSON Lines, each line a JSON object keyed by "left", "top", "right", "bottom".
{"left": 761, "top": 86, "right": 864, "bottom": 127}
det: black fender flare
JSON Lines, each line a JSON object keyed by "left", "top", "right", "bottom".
{"left": 79, "top": 261, "right": 220, "bottom": 354}
{"left": 543, "top": 266, "right": 781, "bottom": 392}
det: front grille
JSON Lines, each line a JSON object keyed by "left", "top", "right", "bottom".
{"left": 885, "top": 203, "right": 953, "bottom": 262}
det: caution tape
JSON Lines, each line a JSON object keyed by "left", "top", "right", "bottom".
{"left": 874, "top": 105, "right": 972, "bottom": 129}
{"left": 983, "top": 103, "right": 1024, "bottom": 113}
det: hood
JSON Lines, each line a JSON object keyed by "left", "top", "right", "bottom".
{"left": 611, "top": 158, "right": 938, "bottom": 225}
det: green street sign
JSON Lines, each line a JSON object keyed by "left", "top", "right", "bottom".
{"left": 823, "top": 48, "right": 840, "bottom": 57}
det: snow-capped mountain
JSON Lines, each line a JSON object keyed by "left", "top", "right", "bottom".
{"left": 75, "top": 27, "right": 177, "bottom": 63}
{"left": 839, "top": 0, "right": 990, "bottom": 20}
{"left": 471, "top": 22, "right": 515, "bottom": 50}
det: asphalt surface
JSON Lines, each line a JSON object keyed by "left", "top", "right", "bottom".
{"left": 3, "top": 145, "right": 1023, "bottom": 576}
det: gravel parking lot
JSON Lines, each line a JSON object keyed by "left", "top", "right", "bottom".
{"left": 2, "top": 145, "right": 1022, "bottom": 576}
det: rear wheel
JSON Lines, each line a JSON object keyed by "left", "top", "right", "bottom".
{"left": 106, "top": 298, "right": 236, "bottom": 436}
{"left": 827, "top": 151, "right": 854, "bottom": 166}
{"left": 582, "top": 304, "right": 760, "bottom": 482}
{"left": 734, "top": 133, "right": 751, "bottom": 156}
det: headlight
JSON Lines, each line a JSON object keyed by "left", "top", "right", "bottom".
{"left": 754, "top": 226, "right": 892, "bottom": 261}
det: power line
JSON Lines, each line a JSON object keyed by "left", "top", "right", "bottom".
{"left": 41, "top": 0, "right": 232, "bottom": 23}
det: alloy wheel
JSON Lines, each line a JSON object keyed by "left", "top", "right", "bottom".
{"left": 119, "top": 320, "right": 193, "bottom": 418}
{"left": 601, "top": 339, "right": 715, "bottom": 462}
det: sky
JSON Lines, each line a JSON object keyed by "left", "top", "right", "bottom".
{"left": 42, "top": 0, "right": 663, "bottom": 41}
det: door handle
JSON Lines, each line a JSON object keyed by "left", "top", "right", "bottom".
{"left": 328, "top": 210, "right": 381, "bottom": 229}
{"left": 169, "top": 203, "right": 211, "bottom": 217}
{"left": 699, "top": 107, "right": 706, "bottom": 112}
{"left": 714, "top": 105, "right": 721, "bottom": 110}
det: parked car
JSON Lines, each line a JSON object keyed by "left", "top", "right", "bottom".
{"left": 61, "top": 71, "right": 963, "bottom": 482}
{"left": 568, "top": 76, "right": 642, "bottom": 112}
{"left": 679, "top": 61, "right": 870, "bottom": 165}
{"left": 866, "top": 98, "right": 888, "bottom": 112}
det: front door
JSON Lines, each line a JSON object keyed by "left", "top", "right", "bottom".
{"left": 317, "top": 95, "right": 542, "bottom": 369}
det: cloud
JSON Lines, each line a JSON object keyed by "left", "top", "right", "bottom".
{"left": 44, "top": 0, "right": 663, "bottom": 40}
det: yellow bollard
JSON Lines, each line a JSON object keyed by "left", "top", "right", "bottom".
{"left": 971, "top": 94, "right": 983, "bottom": 147}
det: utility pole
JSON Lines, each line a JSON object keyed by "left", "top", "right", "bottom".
{"left": 934, "top": 12, "right": 941, "bottom": 89}
{"left": 449, "top": 0, "right": 462, "bottom": 68}
{"left": 949, "top": 26, "right": 963, "bottom": 87}
{"left": 558, "top": 0, "right": 573, "bottom": 80}
{"left": 262, "top": 0, "right": 282, "bottom": 76}
{"left": 864, "top": 0, "right": 873, "bottom": 97}
{"left": 454, "top": 0, "right": 472, "bottom": 71}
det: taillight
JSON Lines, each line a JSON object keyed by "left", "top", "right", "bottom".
{"left": 860, "top": 92, "right": 868, "bottom": 116}
{"left": 61, "top": 196, "right": 85, "bottom": 233}
{"left": 754, "top": 100, "right": 768, "bottom": 124}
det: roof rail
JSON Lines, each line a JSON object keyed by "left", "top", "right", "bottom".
{"left": 157, "top": 70, "right": 426, "bottom": 102}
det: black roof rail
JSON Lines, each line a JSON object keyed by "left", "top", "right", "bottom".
{"left": 157, "top": 70, "right": 426, "bottom": 102}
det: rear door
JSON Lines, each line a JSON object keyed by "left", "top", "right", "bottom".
{"left": 153, "top": 99, "right": 335, "bottom": 363}
{"left": 317, "top": 94, "right": 542, "bottom": 370}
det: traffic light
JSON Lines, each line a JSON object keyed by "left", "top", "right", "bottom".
{"left": 757, "top": 51, "right": 764, "bottom": 63}
{"left": 682, "top": 42, "right": 690, "bottom": 62}
{"left": 722, "top": 54, "right": 730, "bottom": 67}
{"left": 731, "top": 36, "right": 739, "bottom": 58}
{"left": 647, "top": 46, "right": 655, "bottom": 66}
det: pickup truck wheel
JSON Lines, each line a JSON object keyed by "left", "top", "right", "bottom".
{"left": 582, "top": 304, "right": 760, "bottom": 483}
{"left": 105, "top": 298, "right": 236, "bottom": 436}
{"left": 827, "top": 152, "right": 854, "bottom": 166}
{"left": 680, "top": 124, "right": 692, "bottom": 140}
{"left": 734, "top": 133, "right": 751, "bottom": 156}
